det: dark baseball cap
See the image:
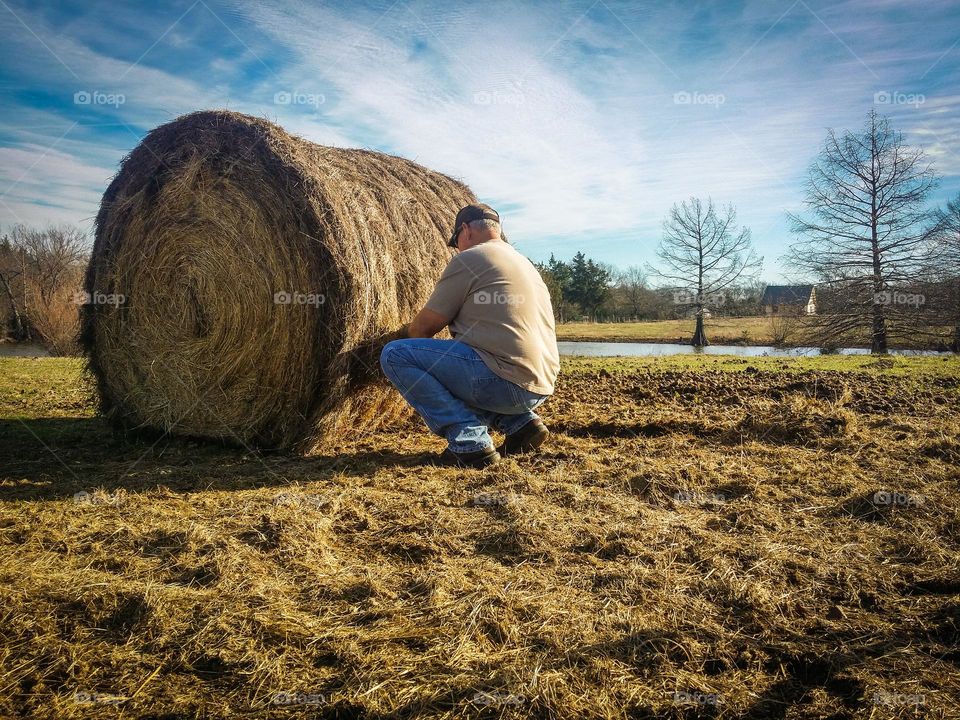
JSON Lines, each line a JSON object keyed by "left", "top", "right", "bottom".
{"left": 448, "top": 203, "right": 500, "bottom": 247}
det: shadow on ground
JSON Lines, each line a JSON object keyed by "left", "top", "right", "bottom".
{"left": 0, "top": 417, "right": 431, "bottom": 502}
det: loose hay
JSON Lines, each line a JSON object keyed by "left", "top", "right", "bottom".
{"left": 81, "top": 110, "right": 475, "bottom": 451}
{"left": 730, "top": 395, "right": 854, "bottom": 446}
{"left": 3, "top": 356, "right": 960, "bottom": 718}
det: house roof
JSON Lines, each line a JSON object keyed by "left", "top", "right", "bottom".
{"left": 762, "top": 285, "right": 814, "bottom": 305}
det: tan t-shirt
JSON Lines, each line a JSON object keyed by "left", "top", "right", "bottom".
{"left": 425, "top": 240, "right": 559, "bottom": 395}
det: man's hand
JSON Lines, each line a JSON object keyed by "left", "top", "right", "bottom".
{"left": 406, "top": 307, "right": 450, "bottom": 338}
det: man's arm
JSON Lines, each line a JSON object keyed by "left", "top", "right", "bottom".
{"left": 405, "top": 307, "right": 451, "bottom": 338}
{"left": 403, "top": 253, "right": 468, "bottom": 338}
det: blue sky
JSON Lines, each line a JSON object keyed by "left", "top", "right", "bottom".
{"left": 1, "top": 0, "right": 958, "bottom": 282}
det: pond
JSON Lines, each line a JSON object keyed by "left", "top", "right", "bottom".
{"left": 0, "top": 342, "right": 951, "bottom": 359}
{"left": 557, "top": 341, "right": 951, "bottom": 357}
{"left": 0, "top": 343, "right": 51, "bottom": 357}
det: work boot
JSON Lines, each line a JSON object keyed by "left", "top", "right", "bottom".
{"left": 431, "top": 447, "right": 500, "bottom": 469}
{"left": 498, "top": 418, "right": 549, "bottom": 456}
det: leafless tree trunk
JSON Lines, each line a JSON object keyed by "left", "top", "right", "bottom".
{"left": 0, "top": 270, "right": 25, "bottom": 338}
{"left": 928, "top": 194, "right": 960, "bottom": 351}
{"left": 648, "top": 197, "right": 761, "bottom": 347}
{"left": 786, "top": 110, "right": 939, "bottom": 353}
{"left": 0, "top": 236, "right": 27, "bottom": 339}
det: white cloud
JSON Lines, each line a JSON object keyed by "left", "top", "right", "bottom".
{"left": 231, "top": 0, "right": 960, "bottom": 273}
{"left": 0, "top": 143, "right": 111, "bottom": 232}
{"left": 234, "top": 0, "right": 652, "bottom": 243}
{"left": 0, "top": 0, "right": 957, "bottom": 280}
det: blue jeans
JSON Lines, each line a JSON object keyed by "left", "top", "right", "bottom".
{"left": 379, "top": 338, "right": 548, "bottom": 454}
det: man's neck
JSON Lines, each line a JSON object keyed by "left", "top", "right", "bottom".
{"left": 471, "top": 235, "right": 503, "bottom": 247}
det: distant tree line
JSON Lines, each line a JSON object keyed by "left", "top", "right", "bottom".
{"left": 535, "top": 251, "right": 766, "bottom": 324}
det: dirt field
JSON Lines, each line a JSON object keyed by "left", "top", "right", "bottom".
{"left": 1, "top": 355, "right": 959, "bottom": 719}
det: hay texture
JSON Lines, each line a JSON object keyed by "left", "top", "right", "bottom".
{"left": 81, "top": 110, "right": 475, "bottom": 451}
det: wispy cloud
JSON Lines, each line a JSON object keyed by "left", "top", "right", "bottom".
{"left": 0, "top": 0, "right": 957, "bottom": 280}
{"left": 0, "top": 143, "right": 110, "bottom": 225}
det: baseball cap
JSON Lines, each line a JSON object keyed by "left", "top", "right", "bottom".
{"left": 448, "top": 203, "right": 500, "bottom": 247}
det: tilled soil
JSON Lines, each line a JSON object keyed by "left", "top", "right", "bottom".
{"left": 1, "top": 358, "right": 958, "bottom": 719}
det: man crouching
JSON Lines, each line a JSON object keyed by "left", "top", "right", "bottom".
{"left": 379, "top": 203, "right": 559, "bottom": 468}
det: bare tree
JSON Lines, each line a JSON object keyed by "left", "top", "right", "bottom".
{"left": 13, "top": 225, "right": 88, "bottom": 303}
{"left": 7, "top": 225, "right": 89, "bottom": 354}
{"left": 927, "top": 194, "right": 960, "bottom": 351}
{"left": 786, "top": 110, "right": 939, "bottom": 353}
{"left": 617, "top": 265, "right": 648, "bottom": 319}
{"left": 768, "top": 306, "right": 803, "bottom": 346}
{"left": 648, "top": 197, "right": 761, "bottom": 346}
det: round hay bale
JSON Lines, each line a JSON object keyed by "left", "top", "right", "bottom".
{"left": 81, "top": 109, "right": 475, "bottom": 452}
